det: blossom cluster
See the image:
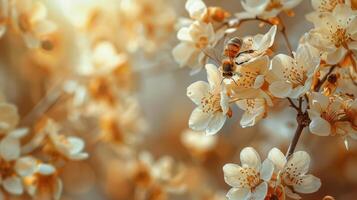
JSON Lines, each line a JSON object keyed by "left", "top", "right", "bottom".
{"left": 173, "top": 0, "right": 357, "bottom": 199}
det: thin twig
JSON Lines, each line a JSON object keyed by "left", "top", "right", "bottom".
{"left": 19, "top": 78, "right": 64, "bottom": 126}
{"left": 286, "top": 97, "right": 310, "bottom": 157}
{"left": 287, "top": 97, "right": 299, "bottom": 111}
{"left": 286, "top": 121, "right": 305, "bottom": 157}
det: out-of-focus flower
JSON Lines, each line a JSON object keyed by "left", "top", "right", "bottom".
{"left": 187, "top": 64, "right": 229, "bottom": 135}
{"left": 0, "top": 101, "right": 19, "bottom": 133}
{"left": 181, "top": 129, "right": 217, "bottom": 157}
{"left": 268, "top": 148, "right": 321, "bottom": 199}
{"left": 306, "top": 4, "right": 357, "bottom": 64}
{"left": 306, "top": 0, "right": 351, "bottom": 23}
{"left": 235, "top": 25, "right": 277, "bottom": 65}
{"left": 41, "top": 119, "right": 89, "bottom": 161}
{"left": 223, "top": 147, "right": 274, "bottom": 200}
{"left": 118, "top": 0, "right": 176, "bottom": 52}
{"left": 269, "top": 43, "right": 320, "bottom": 98}
{"left": 24, "top": 163, "right": 62, "bottom": 200}
{"left": 238, "top": 0, "right": 302, "bottom": 20}
{"left": 172, "top": 21, "right": 216, "bottom": 74}
{"left": 99, "top": 98, "right": 148, "bottom": 146}
{"left": 185, "top": 0, "right": 230, "bottom": 23}
{"left": 236, "top": 98, "right": 268, "bottom": 128}
{"left": 308, "top": 92, "right": 357, "bottom": 148}
{"left": 11, "top": 0, "right": 57, "bottom": 48}
{"left": 0, "top": 129, "right": 38, "bottom": 197}
{"left": 91, "top": 41, "right": 128, "bottom": 75}
{"left": 129, "top": 152, "right": 186, "bottom": 198}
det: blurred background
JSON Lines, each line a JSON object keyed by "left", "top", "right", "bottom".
{"left": 0, "top": 0, "right": 356, "bottom": 199}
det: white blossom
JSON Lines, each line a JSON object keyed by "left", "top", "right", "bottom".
{"left": 223, "top": 147, "right": 274, "bottom": 200}
{"left": 269, "top": 43, "right": 320, "bottom": 98}
{"left": 306, "top": 4, "right": 357, "bottom": 64}
{"left": 307, "top": 92, "right": 357, "bottom": 148}
{"left": 172, "top": 21, "right": 217, "bottom": 74}
{"left": 187, "top": 64, "right": 229, "bottom": 135}
{"left": 268, "top": 148, "right": 321, "bottom": 199}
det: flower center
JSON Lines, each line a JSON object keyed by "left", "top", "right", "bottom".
{"left": 239, "top": 167, "right": 261, "bottom": 188}
{"left": 195, "top": 36, "right": 209, "bottom": 49}
{"left": 282, "top": 64, "right": 307, "bottom": 87}
{"left": 200, "top": 93, "right": 221, "bottom": 113}
{"left": 331, "top": 28, "right": 350, "bottom": 48}
{"left": 321, "top": 102, "right": 346, "bottom": 123}
{"left": 266, "top": 0, "right": 283, "bottom": 11}
{"left": 318, "top": 0, "right": 343, "bottom": 12}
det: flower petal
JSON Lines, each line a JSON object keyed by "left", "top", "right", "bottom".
{"left": 3, "top": 176, "right": 23, "bottom": 195}
{"left": 269, "top": 81, "right": 292, "bottom": 98}
{"left": 0, "top": 136, "right": 20, "bottom": 161}
{"left": 205, "top": 64, "right": 221, "bottom": 89}
{"left": 172, "top": 42, "right": 196, "bottom": 67}
{"left": 268, "top": 147, "right": 287, "bottom": 172}
{"left": 309, "top": 117, "right": 331, "bottom": 136}
{"left": 223, "top": 163, "right": 245, "bottom": 188}
{"left": 285, "top": 151, "right": 310, "bottom": 179}
{"left": 251, "top": 182, "right": 268, "bottom": 200}
{"left": 206, "top": 113, "right": 226, "bottom": 135}
{"left": 240, "top": 147, "right": 261, "bottom": 170}
{"left": 326, "top": 47, "right": 347, "bottom": 65}
{"left": 187, "top": 81, "right": 210, "bottom": 105}
{"left": 293, "top": 174, "right": 321, "bottom": 194}
{"left": 15, "top": 156, "right": 37, "bottom": 177}
{"left": 37, "top": 163, "right": 56, "bottom": 175}
{"left": 260, "top": 159, "right": 274, "bottom": 182}
{"left": 226, "top": 187, "right": 250, "bottom": 200}
{"left": 189, "top": 107, "right": 211, "bottom": 132}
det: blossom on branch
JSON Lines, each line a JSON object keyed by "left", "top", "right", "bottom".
{"left": 187, "top": 64, "right": 229, "bottom": 135}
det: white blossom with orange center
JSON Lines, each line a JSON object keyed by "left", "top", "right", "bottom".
{"left": 24, "top": 163, "right": 62, "bottom": 200}
{"left": 223, "top": 147, "right": 274, "bottom": 200}
{"left": 307, "top": 4, "right": 357, "bottom": 64}
{"left": 187, "top": 64, "right": 229, "bottom": 135}
{"left": 238, "top": 0, "right": 302, "bottom": 19}
{"left": 0, "top": 128, "right": 38, "bottom": 197}
{"left": 306, "top": 0, "right": 351, "bottom": 24}
{"left": 307, "top": 92, "right": 357, "bottom": 148}
{"left": 268, "top": 148, "right": 321, "bottom": 199}
{"left": 236, "top": 98, "right": 268, "bottom": 128}
{"left": 269, "top": 43, "right": 320, "bottom": 98}
{"left": 235, "top": 25, "right": 277, "bottom": 66}
{"left": 43, "top": 120, "right": 89, "bottom": 161}
{"left": 172, "top": 20, "right": 218, "bottom": 74}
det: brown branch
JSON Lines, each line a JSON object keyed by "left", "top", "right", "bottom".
{"left": 286, "top": 97, "right": 310, "bottom": 157}
{"left": 286, "top": 119, "right": 305, "bottom": 157}
{"left": 287, "top": 97, "right": 299, "bottom": 111}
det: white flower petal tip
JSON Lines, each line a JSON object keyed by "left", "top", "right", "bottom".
{"left": 240, "top": 147, "right": 261, "bottom": 169}
{"left": 37, "top": 163, "right": 56, "bottom": 175}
